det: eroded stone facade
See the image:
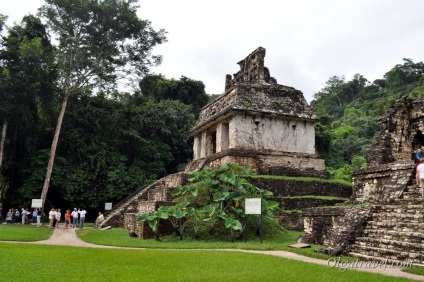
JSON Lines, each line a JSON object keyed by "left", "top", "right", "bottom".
{"left": 302, "top": 96, "right": 424, "bottom": 265}
{"left": 367, "top": 96, "right": 424, "bottom": 165}
{"left": 190, "top": 47, "right": 325, "bottom": 176}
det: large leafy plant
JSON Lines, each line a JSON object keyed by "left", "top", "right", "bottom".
{"left": 137, "top": 164, "right": 279, "bottom": 241}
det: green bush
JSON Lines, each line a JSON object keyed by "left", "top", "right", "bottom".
{"left": 138, "top": 164, "right": 279, "bottom": 241}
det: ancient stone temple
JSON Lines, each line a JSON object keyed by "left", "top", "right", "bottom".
{"left": 188, "top": 47, "right": 326, "bottom": 177}
{"left": 100, "top": 47, "right": 336, "bottom": 237}
{"left": 302, "top": 96, "right": 424, "bottom": 266}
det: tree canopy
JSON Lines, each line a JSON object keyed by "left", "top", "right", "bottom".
{"left": 37, "top": 0, "right": 167, "bottom": 210}
{"left": 0, "top": 2, "right": 200, "bottom": 214}
{"left": 311, "top": 58, "right": 424, "bottom": 180}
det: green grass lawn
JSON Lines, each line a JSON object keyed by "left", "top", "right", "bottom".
{"left": 0, "top": 224, "right": 420, "bottom": 281}
{"left": 402, "top": 267, "right": 424, "bottom": 276}
{"left": 0, "top": 223, "right": 54, "bottom": 241}
{"left": 76, "top": 227, "right": 351, "bottom": 261}
{"left": 0, "top": 242, "right": 414, "bottom": 282}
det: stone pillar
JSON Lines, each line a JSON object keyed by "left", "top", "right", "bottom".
{"left": 200, "top": 131, "right": 208, "bottom": 158}
{"left": 193, "top": 135, "right": 201, "bottom": 160}
{"left": 205, "top": 132, "right": 214, "bottom": 156}
{"left": 228, "top": 116, "right": 237, "bottom": 149}
{"left": 216, "top": 123, "right": 229, "bottom": 152}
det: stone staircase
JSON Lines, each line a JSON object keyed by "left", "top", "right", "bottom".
{"left": 99, "top": 172, "right": 187, "bottom": 231}
{"left": 99, "top": 158, "right": 210, "bottom": 236}
{"left": 348, "top": 185, "right": 424, "bottom": 266}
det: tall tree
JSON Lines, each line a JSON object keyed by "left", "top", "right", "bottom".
{"left": 0, "top": 15, "right": 56, "bottom": 208}
{"left": 37, "top": 0, "right": 166, "bottom": 211}
{"left": 0, "top": 14, "right": 6, "bottom": 206}
{"left": 0, "top": 14, "right": 7, "bottom": 173}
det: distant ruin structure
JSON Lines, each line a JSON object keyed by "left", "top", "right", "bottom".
{"left": 189, "top": 47, "right": 326, "bottom": 178}
{"left": 302, "top": 96, "right": 424, "bottom": 266}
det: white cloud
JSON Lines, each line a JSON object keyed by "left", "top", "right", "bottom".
{"left": 1, "top": 0, "right": 423, "bottom": 102}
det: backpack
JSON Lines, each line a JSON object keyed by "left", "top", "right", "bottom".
{"left": 415, "top": 151, "right": 421, "bottom": 162}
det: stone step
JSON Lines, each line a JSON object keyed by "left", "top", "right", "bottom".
{"left": 355, "top": 237, "right": 424, "bottom": 253}
{"left": 392, "top": 198, "right": 424, "bottom": 205}
{"left": 362, "top": 229, "right": 424, "bottom": 243}
{"left": 348, "top": 252, "right": 423, "bottom": 268}
{"left": 377, "top": 204, "right": 423, "bottom": 210}
{"left": 160, "top": 173, "right": 187, "bottom": 188}
{"left": 147, "top": 186, "right": 175, "bottom": 201}
{"left": 372, "top": 212, "right": 423, "bottom": 221}
{"left": 350, "top": 245, "right": 424, "bottom": 264}
{"left": 402, "top": 192, "right": 422, "bottom": 200}
{"left": 364, "top": 221, "right": 424, "bottom": 232}
{"left": 137, "top": 200, "right": 174, "bottom": 215}
{"left": 404, "top": 185, "right": 422, "bottom": 193}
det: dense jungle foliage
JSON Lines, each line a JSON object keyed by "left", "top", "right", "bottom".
{"left": 0, "top": 1, "right": 209, "bottom": 214}
{"left": 311, "top": 59, "right": 424, "bottom": 180}
{"left": 0, "top": 0, "right": 423, "bottom": 216}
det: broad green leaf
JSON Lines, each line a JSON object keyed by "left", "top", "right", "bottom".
{"left": 137, "top": 213, "right": 149, "bottom": 222}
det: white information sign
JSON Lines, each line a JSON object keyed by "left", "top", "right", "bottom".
{"left": 31, "top": 199, "right": 43, "bottom": 208}
{"left": 245, "top": 198, "right": 261, "bottom": 215}
{"left": 105, "top": 202, "right": 113, "bottom": 211}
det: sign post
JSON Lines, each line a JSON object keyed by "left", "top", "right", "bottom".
{"left": 104, "top": 202, "right": 112, "bottom": 211}
{"left": 31, "top": 199, "right": 42, "bottom": 208}
{"left": 245, "top": 198, "right": 262, "bottom": 243}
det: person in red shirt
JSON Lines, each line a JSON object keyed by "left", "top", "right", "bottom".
{"left": 64, "top": 210, "right": 71, "bottom": 229}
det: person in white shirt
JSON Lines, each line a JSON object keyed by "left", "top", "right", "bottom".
{"left": 71, "top": 208, "right": 79, "bottom": 228}
{"left": 55, "top": 209, "right": 61, "bottom": 228}
{"left": 36, "top": 208, "right": 42, "bottom": 227}
{"left": 416, "top": 158, "right": 424, "bottom": 198}
{"left": 78, "top": 208, "right": 87, "bottom": 229}
{"left": 48, "top": 209, "right": 55, "bottom": 228}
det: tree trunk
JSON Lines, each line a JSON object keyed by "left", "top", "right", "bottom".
{"left": 40, "top": 93, "right": 70, "bottom": 213}
{"left": 0, "top": 120, "right": 8, "bottom": 209}
{"left": 0, "top": 120, "right": 7, "bottom": 169}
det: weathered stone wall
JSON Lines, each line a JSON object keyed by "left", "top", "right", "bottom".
{"left": 124, "top": 213, "right": 137, "bottom": 234}
{"left": 303, "top": 206, "right": 377, "bottom": 253}
{"left": 266, "top": 166, "right": 329, "bottom": 179}
{"left": 276, "top": 213, "right": 304, "bottom": 231}
{"left": 276, "top": 197, "right": 346, "bottom": 210}
{"left": 230, "top": 113, "right": 316, "bottom": 154}
{"left": 204, "top": 149, "right": 326, "bottom": 178}
{"left": 350, "top": 161, "right": 413, "bottom": 204}
{"left": 248, "top": 178, "right": 352, "bottom": 198}
{"left": 226, "top": 46, "right": 277, "bottom": 90}
{"left": 258, "top": 155, "right": 326, "bottom": 176}
{"left": 191, "top": 84, "right": 317, "bottom": 138}
{"left": 302, "top": 207, "right": 346, "bottom": 245}
{"left": 133, "top": 218, "right": 174, "bottom": 239}
{"left": 367, "top": 96, "right": 424, "bottom": 165}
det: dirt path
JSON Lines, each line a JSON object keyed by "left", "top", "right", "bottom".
{"left": 5, "top": 227, "right": 424, "bottom": 281}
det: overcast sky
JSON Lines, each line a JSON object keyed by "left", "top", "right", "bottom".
{"left": 1, "top": 0, "right": 423, "bottom": 102}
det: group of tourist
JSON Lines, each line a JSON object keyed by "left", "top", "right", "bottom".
{"left": 49, "top": 208, "right": 88, "bottom": 229}
{"left": 5, "top": 208, "right": 42, "bottom": 226}
{"left": 3, "top": 207, "right": 105, "bottom": 228}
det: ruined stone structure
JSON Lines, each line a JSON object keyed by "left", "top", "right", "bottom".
{"left": 302, "top": 96, "right": 424, "bottom": 266}
{"left": 100, "top": 47, "right": 344, "bottom": 237}
{"left": 190, "top": 47, "right": 326, "bottom": 178}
